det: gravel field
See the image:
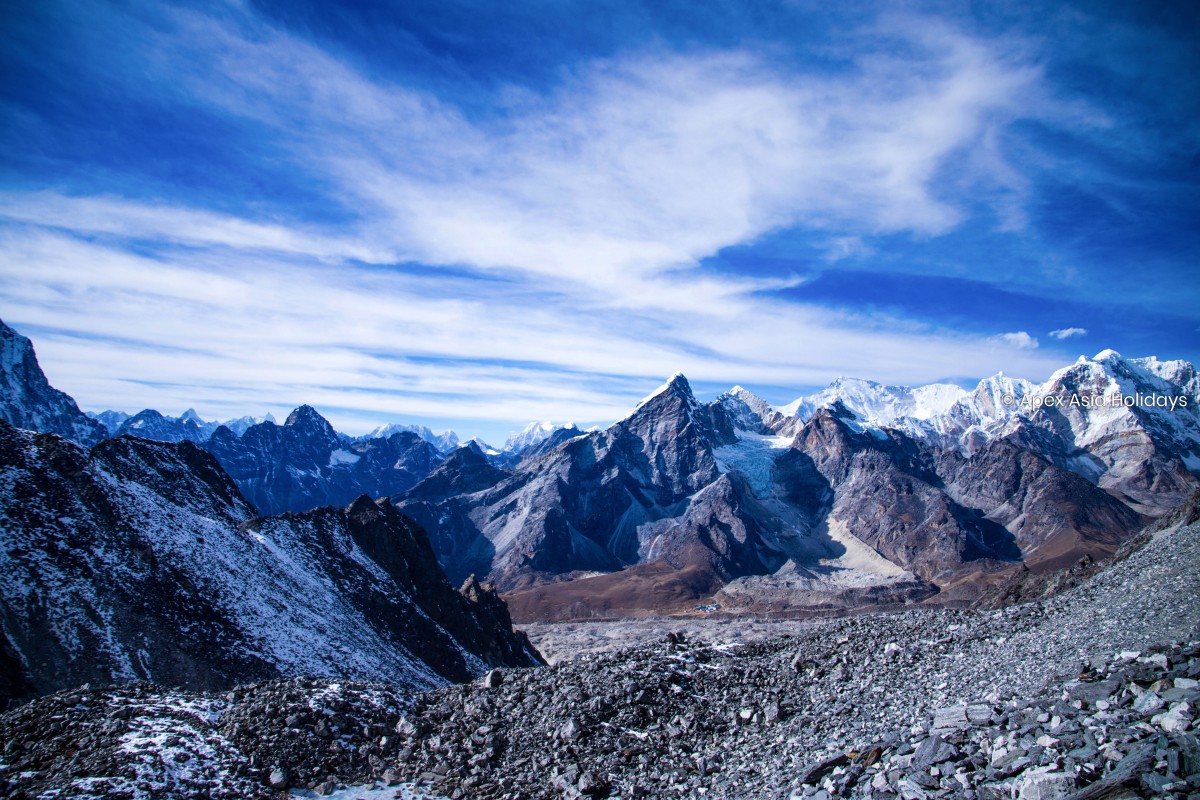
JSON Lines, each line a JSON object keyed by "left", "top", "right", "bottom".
{"left": 3, "top": 522, "right": 1198, "bottom": 799}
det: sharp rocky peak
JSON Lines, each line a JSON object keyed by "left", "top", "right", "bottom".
{"left": 628, "top": 372, "right": 698, "bottom": 417}
{"left": 0, "top": 319, "right": 106, "bottom": 447}
{"left": 285, "top": 404, "right": 325, "bottom": 426}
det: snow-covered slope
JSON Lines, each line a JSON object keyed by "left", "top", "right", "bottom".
{"left": 0, "top": 421, "right": 541, "bottom": 705}
{"left": 770, "top": 355, "right": 1199, "bottom": 512}
{"left": 994, "top": 351, "right": 1200, "bottom": 510}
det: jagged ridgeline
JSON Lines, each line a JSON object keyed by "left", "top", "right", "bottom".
{"left": 3, "top": 314, "right": 1200, "bottom": 685}
{"left": 0, "top": 321, "right": 543, "bottom": 710}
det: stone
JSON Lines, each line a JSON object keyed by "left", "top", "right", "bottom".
{"left": 1141, "top": 653, "right": 1170, "bottom": 669}
{"left": 577, "top": 770, "right": 610, "bottom": 796}
{"left": 559, "top": 717, "right": 584, "bottom": 742}
{"left": 268, "top": 767, "right": 289, "bottom": 789}
{"left": 1133, "top": 691, "right": 1165, "bottom": 714}
{"left": 1012, "top": 767, "right": 1075, "bottom": 800}
{"left": 913, "top": 734, "right": 959, "bottom": 769}
{"left": 1153, "top": 707, "right": 1192, "bottom": 733}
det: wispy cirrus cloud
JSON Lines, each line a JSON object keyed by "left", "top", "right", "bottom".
{"left": 1050, "top": 327, "right": 1088, "bottom": 340}
{"left": 2, "top": 0, "right": 1189, "bottom": 440}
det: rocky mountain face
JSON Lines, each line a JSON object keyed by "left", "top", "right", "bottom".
{"left": 204, "top": 405, "right": 444, "bottom": 515}
{"left": 785, "top": 351, "right": 1200, "bottom": 515}
{"left": 91, "top": 408, "right": 277, "bottom": 439}
{"left": 114, "top": 408, "right": 212, "bottom": 442}
{"left": 399, "top": 374, "right": 786, "bottom": 610}
{"left": 0, "top": 420, "right": 541, "bottom": 709}
{"left": 784, "top": 406, "right": 1143, "bottom": 581}
{"left": 0, "top": 319, "right": 106, "bottom": 447}
{"left": 402, "top": 372, "right": 1159, "bottom": 620}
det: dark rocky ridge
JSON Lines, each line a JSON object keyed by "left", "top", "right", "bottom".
{"left": 205, "top": 405, "right": 444, "bottom": 516}
{"left": 0, "top": 319, "right": 106, "bottom": 446}
{"left": 398, "top": 374, "right": 760, "bottom": 597}
{"left": 0, "top": 420, "right": 541, "bottom": 709}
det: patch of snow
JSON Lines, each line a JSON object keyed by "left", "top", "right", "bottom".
{"left": 714, "top": 433, "right": 792, "bottom": 495}
{"left": 329, "top": 448, "right": 361, "bottom": 467}
{"left": 292, "top": 783, "right": 450, "bottom": 800}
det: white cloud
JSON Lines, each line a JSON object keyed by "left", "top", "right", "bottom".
{"left": 0, "top": 7, "right": 1073, "bottom": 439}
{"left": 139, "top": 5, "right": 1046, "bottom": 301}
{"left": 0, "top": 229, "right": 1068, "bottom": 440}
{"left": 1049, "top": 327, "right": 1088, "bottom": 339}
{"left": 992, "top": 331, "right": 1040, "bottom": 350}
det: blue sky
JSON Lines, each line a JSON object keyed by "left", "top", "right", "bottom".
{"left": 1, "top": 0, "right": 1197, "bottom": 442}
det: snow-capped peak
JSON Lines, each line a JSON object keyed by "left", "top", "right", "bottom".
{"left": 504, "top": 421, "right": 568, "bottom": 454}
{"left": 466, "top": 437, "right": 500, "bottom": 456}
{"left": 180, "top": 408, "right": 205, "bottom": 424}
{"left": 728, "top": 385, "right": 774, "bottom": 413}
{"left": 782, "top": 378, "right": 966, "bottom": 425}
{"left": 720, "top": 388, "right": 777, "bottom": 424}
{"left": 631, "top": 372, "right": 694, "bottom": 412}
{"left": 361, "top": 423, "right": 458, "bottom": 451}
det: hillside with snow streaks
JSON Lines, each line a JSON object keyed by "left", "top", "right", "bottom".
{"left": 0, "top": 421, "right": 541, "bottom": 707}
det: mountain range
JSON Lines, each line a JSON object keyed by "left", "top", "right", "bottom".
{"left": 0, "top": 320, "right": 542, "bottom": 709}
{"left": 3, "top": 317, "right": 1198, "bottom": 628}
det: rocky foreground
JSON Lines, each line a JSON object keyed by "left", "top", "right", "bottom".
{"left": 3, "top": 521, "right": 1200, "bottom": 799}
